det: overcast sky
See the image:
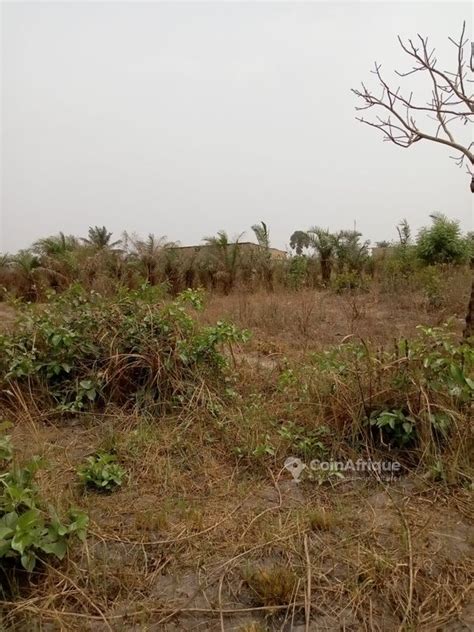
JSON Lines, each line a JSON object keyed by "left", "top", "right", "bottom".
{"left": 1, "top": 1, "right": 473, "bottom": 252}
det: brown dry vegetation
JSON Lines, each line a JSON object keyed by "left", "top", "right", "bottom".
{"left": 201, "top": 269, "right": 471, "bottom": 354}
{"left": 0, "top": 273, "right": 472, "bottom": 631}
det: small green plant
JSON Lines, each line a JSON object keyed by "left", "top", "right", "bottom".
{"left": 0, "top": 437, "right": 88, "bottom": 572}
{"left": 0, "top": 507, "right": 88, "bottom": 572}
{"left": 278, "top": 421, "right": 328, "bottom": 458}
{"left": 308, "top": 462, "right": 345, "bottom": 486}
{"left": 251, "top": 439, "right": 276, "bottom": 458}
{"left": 426, "top": 459, "right": 447, "bottom": 483}
{"left": 233, "top": 433, "right": 276, "bottom": 460}
{"left": 78, "top": 452, "right": 126, "bottom": 492}
{"left": 369, "top": 409, "right": 416, "bottom": 447}
{"left": 0, "top": 425, "right": 13, "bottom": 464}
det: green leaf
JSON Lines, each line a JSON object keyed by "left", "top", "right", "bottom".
{"left": 20, "top": 551, "right": 36, "bottom": 572}
{"left": 16, "top": 508, "right": 41, "bottom": 531}
{"left": 0, "top": 526, "right": 14, "bottom": 539}
{"left": 1, "top": 512, "right": 19, "bottom": 529}
{"left": 449, "top": 364, "right": 465, "bottom": 385}
{"left": 40, "top": 538, "right": 67, "bottom": 559}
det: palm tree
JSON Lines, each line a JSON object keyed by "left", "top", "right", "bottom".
{"left": 31, "top": 232, "right": 81, "bottom": 289}
{"left": 251, "top": 221, "right": 273, "bottom": 290}
{"left": 335, "top": 230, "right": 370, "bottom": 273}
{"left": 202, "top": 230, "right": 244, "bottom": 293}
{"left": 251, "top": 221, "right": 270, "bottom": 250}
{"left": 0, "top": 253, "right": 11, "bottom": 270}
{"left": 396, "top": 219, "right": 411, "bottom": 247}
{"left": 0, "top": 254, "right": 12, "bottom": 295}
{"left": 82, "top": 226, "right": 121, "bottom": 250}
{"left": 11, "top": 250, "right": 44, "bottom": 300}
{"left": 123, "top": 232, "right": 175, "bottom": 285}
{"left": 307, "top": 227, "right": 337, "bottom": 285}
{"left": 33, "top": 232, "right": 79, "bottom": 257}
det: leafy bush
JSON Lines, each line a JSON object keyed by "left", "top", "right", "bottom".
{"left": 332, "top": 271, "right": 367, "bottom": 293}
{"left": 288, "top": 255, "right": 308, "bottom": 289}
{"left": 0, "top": 435, "right": 88, "bottom": 572}
{"left": 78, "top": 452, "right": 126, "bottom": 492}
{"left": 276, "top": 323, "right": 473, "bottom": 468}
{"left": 416, "top": 213, "right": 469, "bottom": 265}
{"left": 0, "top": 285, "right": 250, "bottom": 412}
{"left": 369, "top": 409, "right": 416, "bottom": 447}
{"left": 414, "top": 266, "right": 444, "bottom": 308}
{"left": 378, "top": 246, "right": 419, "bottom": 293}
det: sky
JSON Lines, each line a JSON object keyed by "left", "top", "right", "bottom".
{"left": 1, "top": 1, "right": 473, "bottom": 253}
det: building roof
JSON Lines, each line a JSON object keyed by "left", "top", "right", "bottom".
{"left": 168, "top": 242, "right": 287, "bottom": 258}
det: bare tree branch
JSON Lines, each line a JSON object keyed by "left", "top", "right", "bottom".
{"left": 352, "top": 21, "right": 474, "bottom": 182}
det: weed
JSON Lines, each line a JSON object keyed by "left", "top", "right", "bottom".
{"left": 369, "top": 409, "right": 416, "bottom": 447}
{"left": 77, "top": 452, "right": 126, "bottom": 492}
{"left": 0, "top": 438, "right": 88, "bottom": 572}
{"left": 307, "top": 508, "right": 336, "bottom": 531}
{"left": 332, "top": 271, "right": 367, "bottom": 294}
{"left": 244, "top": 565, "right": 298, "bottom": 606}
{"left": 278, "top": 421, "right": 328, "bottom": 458}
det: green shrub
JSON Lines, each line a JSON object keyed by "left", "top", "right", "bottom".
{"left": 78, "top": 452, "right": 126, "bottom": 492}
{"left": 276, "top": 324, "right": 473, "bottom": 467}
{"left": 369, "top": 409, "right": 416, "bottom": 447}
{"left": 0, "top": 285, "right": 250, "bottom": 412}
{"left": 416, "top": 213, "right": 469, "bottom": 265}
{"left": 288, "top": 255, "right": 308, "bottom": 289}
{"left": 332, "top": 271, "right": 367, "bottom": 293}
{"left": 0, "top": 436, "right": 88, "bottom": 572}
{"left": 424, "top": 268, "right": 444, "bottom": 307}
{"left": 378, "top": 246, "right": 419, "bottom": 292}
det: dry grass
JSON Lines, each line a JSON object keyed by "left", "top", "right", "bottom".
{"left": 1, "top": 403, "right": 472, "bottom": 630}
{"left": 0, "top": 274, "right": 473, "bottom": 631}
{"left": 201, "top": 268, "right": 470, "bottom": 358}
{"left": 0, "top": 304, "right": 16, "bottom": 332}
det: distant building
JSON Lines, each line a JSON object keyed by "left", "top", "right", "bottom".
{"left": 168, "top": 242, "right": 287, "bottom": 260}
{"left": 371, "top": 245, "right": 396, "bottom": 259}
{"left": 371, "top": 245, "right": 416, "bottom": 259}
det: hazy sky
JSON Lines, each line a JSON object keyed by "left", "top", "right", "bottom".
{"left": 1, "top": 1, "right": 473, "bottom": 252}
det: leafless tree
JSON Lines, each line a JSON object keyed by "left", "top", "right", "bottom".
{"left": 352, "top": 22, "right": 473, "bottom": 187}
{"left": 353, "top": 22, "right": 473, "bottom": 338}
